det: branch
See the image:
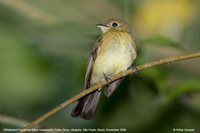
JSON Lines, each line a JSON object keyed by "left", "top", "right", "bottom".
{"left": 0, "top": 0, "right": 56, "bottom": 24}
{"left": 21, "top": 52, "right": 200, "bottom": 132}
{"left": 0, "top": 114, "right": 61, "bottom": 133}
{"left": 0, "top": 114, "right": 29, "bottom": 128}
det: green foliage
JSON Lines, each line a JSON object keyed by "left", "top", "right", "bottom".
{"left": 141, "top": 36, "right": 184, "bottom": 50}
{"left": 0, "top": 0, "right": 199, "bottom": 132}
{"left": 164, "top": 80, "right": 200, "bottom": 103}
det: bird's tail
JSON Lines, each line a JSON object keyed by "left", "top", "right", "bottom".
{"left": 71, "top": 90, "right": 101, "bottom": 120}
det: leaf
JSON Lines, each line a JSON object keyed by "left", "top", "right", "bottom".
{"left": 140, "top": 36, "right": 184, "bottom": 50}
{"left": 164, "top": 80, "right": 200, "bottom": 102}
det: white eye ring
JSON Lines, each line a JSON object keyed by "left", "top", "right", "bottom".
{"left": 112, "top": 22, "right": 118, "bottom": 28}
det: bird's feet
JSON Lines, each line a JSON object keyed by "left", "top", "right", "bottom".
{"left": 128, "top": 66, "right": 138, "bottom": 75}
{"left": 103, "top": 73, "right": 112, "bottom": 87}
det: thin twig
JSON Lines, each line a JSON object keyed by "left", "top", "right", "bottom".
{"left": 0, "top": 114, "right": 61, "bottom": 133}
{"left": 0, "top": 0, "right": 57, "bottom": 24}
{"left": 0, "top": 114, "right": 29, "bottom": 127}
{"left": 21, "top": 52, "right": 200, "bottom": 132}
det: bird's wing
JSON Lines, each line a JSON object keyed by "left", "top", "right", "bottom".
{"left": 84, "top": 37, "right": 102, "bottom": 89}
{"left": 71, "top": 37, "right": 102, "bottom": 119}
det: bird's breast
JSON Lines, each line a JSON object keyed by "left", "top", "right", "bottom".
{"left": 91, "top": 32, "right": 136, "bottom": 83}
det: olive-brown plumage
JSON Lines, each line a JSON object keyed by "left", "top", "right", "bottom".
{"left": 71, "top": 19, "right": 137, "bottom": 120}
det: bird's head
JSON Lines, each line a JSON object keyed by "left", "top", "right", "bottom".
{"left": 96, "top": 19, "right": 130, "bottom": 34}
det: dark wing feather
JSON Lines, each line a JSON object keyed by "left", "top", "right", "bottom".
{"left": 104, "top": 78, "right": 124, "bottom": 97}
{"left": 71, "top": 37, "right": 102, "bottom": 119}
{"left": 84, "top": 39, "right": 99, "bottom": 88}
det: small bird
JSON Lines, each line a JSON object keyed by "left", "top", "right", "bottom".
{"left": 71, "top": 19, "right": 137, "bottom": 120}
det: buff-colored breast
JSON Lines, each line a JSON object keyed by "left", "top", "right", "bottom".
{"left": 91, "top": 31, "right": 136, "bottom": 84}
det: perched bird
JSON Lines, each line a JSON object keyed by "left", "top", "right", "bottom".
{"left": 71, "top": 19, "right": 137, "bottom": 120}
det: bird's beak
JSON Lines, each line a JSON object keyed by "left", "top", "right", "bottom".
{"left": 96, "top": 24, "right": 108, "bottom": 33}
{"left": 96, "top": 24, "right": 106, "bottom": 28}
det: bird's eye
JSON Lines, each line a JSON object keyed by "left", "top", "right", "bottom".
{"left": 112, "top": 22, "right": 118, "bottom": 28}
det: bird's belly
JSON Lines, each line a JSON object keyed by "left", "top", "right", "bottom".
{"left": 91, "top": 44, "right": 134, "bottom": 83}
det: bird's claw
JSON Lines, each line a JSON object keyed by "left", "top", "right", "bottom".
{"left": 128, "top": 66, "right": 138, "bottom": 75}
{"left": 103, "top": 73, "right": 112, "bottom": 87}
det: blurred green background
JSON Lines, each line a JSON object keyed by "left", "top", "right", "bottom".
{"left": 0, "top": 0, "right": 200, "bottom": 132}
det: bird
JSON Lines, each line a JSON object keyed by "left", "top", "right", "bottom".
{"left": 71, "top": 19, "right": 137, "bottom": 120}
